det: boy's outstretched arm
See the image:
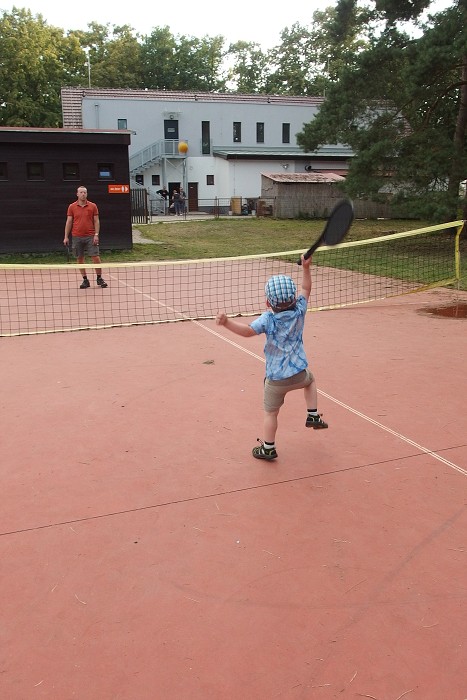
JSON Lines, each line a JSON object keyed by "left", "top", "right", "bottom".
{"left": 216, "top": 313, "right": 256, "bottom": 337}
{"left": 300, "top": 254, "right": 312, "bottom": 300}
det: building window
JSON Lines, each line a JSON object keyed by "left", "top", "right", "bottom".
{"left": 256, "top": 122, "right": 264, "bottom": 143}
{"left": 207, "top": 175, "right": 214, "bottom": 185}
{"left": 97, "top": 163, "right": 114, "bottom": 180}
{"left": 117, "top": 118, "right": 128, "bottom": 130}
{"left": 282, "top": 123, "right": 290, "bottom": 144}
{"left": 0, "top": 162, "right": 7, "bottom": 180}
{"left": 27, "top": 162, "right": 44, "bottom": 180}
{"left": 63, "top": 162, "right": 80, "bottom": 180}
{"left": 152, "top": 174, "right": 160, "bottom": 186}
{"left": 233, "top": 122, "right": 241, "bottom": 143}
{"left": 202, "top": 121, "right": 211, "bottom": 154}
{"left": 135, "top": 174, "right": 144, "bottom": 185}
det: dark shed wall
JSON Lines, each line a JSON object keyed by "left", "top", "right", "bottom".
{"left": 0, "top": 130, "right": 132, "bottom": 254}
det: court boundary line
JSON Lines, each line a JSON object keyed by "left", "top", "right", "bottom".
{"left": 196, "top": 321, "right": 467, "bottom": 478}
{"left": 1, "top": 444, "right": 465, "bottom": 539}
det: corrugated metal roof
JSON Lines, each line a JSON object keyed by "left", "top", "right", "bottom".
{"left": 261, "top": 172, "right": 346, "bottom": 183}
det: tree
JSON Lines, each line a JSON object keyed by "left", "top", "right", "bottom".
{"left": 264, "top": 23, "right": 319, "bottom": 95}
{"left": 297, "top": 0, "right": 467, "bottom": 220}
{"left": 171, "top": 34, "right": 225, "bottom": 92}
{"left": 225, "top": 41, "right": 270, "bottom": 93}
{"left": 141, "top": 28, "right": 225, "bottom": 92}
{"left": 0, "top": 8, "right": 83, "bottom": 126}
{"left": 263, "top": 8, "right": 372, "bottom": 97}
{"left": 140, "top": 27, "right": 179, "bottom": 90}
{"left": 69, "top": 23, "right": 143, "bottom": 88}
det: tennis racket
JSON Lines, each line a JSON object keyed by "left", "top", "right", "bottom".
{"left": 298, "top": 198, "right": 354, "bottom": 265}
{"left": 65, "top": 234, "right": 74, "bottom": 262}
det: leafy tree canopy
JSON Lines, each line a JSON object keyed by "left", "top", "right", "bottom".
{"left": 297, "top": 1, "right": 467, "bottom": 220}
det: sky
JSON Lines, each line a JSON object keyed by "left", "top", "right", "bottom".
{"left": 3, "top": 0, "right": 453, "bottom": 52}
{"left": 2, "top": 0, "right": 331, "bottom": 51}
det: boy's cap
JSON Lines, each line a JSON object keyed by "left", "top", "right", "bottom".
{"left": 265, "top": 275, "right": 297, "bottom": 308}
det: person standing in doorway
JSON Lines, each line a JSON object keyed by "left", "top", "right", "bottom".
{"left": 172, "top": 189, "right": 182, "bottom": 215}
{"left": 179, "top": 188, "right": 186, "bottom": 216}
{"left": 156, "top": 185, "right": 170, "bottom": 213}
{"left": 63, "top": 186, "right": 108, "bottom": 289}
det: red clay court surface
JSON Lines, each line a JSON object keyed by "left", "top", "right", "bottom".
{"left": 1, "top": 287, "right": 466, "bottom": 699}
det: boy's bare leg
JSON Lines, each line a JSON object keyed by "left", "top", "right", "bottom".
{"left": 304, "top": 379, "right": 317, "bottom": 409}
{"left": 263, "top": 409, "right": 279, "bottom": 444}
{"left": 304, "top": 378, "right": 328, "bottom": 429}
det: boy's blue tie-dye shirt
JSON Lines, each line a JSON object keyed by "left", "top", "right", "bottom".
{"left": 250, "top": 295, "right": 309, "bottom": 380}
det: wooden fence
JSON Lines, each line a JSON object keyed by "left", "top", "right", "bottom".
{"left": 131, "top": 187, "right": 149, "bottom": 224}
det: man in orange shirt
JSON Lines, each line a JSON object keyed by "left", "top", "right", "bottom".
{"left": 63, "top": 186, "right": 108, "bottom": 289}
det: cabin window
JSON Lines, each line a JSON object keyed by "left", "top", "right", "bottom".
{"left": 97, "top": 163, "right": 114, "bottom": 180}
{"left": 27, "top": 162, "right": 45, "bottom": 180}
{"left": 63, "top": 163, "right": 80, "bottom": 180}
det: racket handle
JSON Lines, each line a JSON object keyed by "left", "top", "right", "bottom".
{"left": 297, "top": 239, "right": 321, "bottom": 265}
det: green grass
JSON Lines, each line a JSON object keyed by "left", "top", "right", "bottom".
{"left": 1, "top": 217, "right": 465, "bottom": 289}
{"left": 129, "top": 217, "right": 438, "bottom": 260}
{"left": 316, "top": 232, "right": 461, "bottom": 287}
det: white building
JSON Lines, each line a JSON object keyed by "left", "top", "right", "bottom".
{"left": 61, "top": 88, "right": 353, "bottom": 213}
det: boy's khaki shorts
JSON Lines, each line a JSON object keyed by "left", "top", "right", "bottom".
{"left": 263, "top": 368, "right": 314, "bottom": 412}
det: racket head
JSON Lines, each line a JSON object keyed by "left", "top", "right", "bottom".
{"left": 299, "top": 198, "right": 354, "bottom": 263}
{"left": 321, "top": 198, "right": 354, "bottom": 246}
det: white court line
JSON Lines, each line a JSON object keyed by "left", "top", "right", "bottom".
{"left": 110, "top": 274, "right": 466, "bottom": 478}
{"left": 197, "top": 321, "right": 467, "bottom": 478}
{"left": 110, "top": 275, "right": 189, "bottom": 317}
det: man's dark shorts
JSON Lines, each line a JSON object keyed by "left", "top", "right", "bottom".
{"left": 72, "top": 236, "right": 99, "bottom": 258}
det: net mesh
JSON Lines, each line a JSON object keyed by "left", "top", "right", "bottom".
{"left": 0, "top": 222, "right": 463, "bottom": 337}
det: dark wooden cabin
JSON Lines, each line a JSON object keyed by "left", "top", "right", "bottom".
{"left": 0, "top": 128, "right": 133, "bottom": 254}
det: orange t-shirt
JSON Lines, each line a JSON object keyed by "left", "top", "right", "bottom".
{"left": 67, "top": 200, "right": 98, "bottom": 237}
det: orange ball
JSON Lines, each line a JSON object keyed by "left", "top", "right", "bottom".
{"left": 178, "top": 141, "right": 188, "bottom": 154}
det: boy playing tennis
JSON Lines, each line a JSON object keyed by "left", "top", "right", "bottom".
{"left": 216, "top": 254, "right": 327, "bottom": 460}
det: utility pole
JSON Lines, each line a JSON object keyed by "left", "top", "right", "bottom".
{"left": 85, "top": 48, "right": 91, "bottom": 88}
{"left": 323, "top": 55, "right": 330, "bottom": 98}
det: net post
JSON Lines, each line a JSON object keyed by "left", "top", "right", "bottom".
{"left": 454, "top": 221, "right": 464, "bottom": 282}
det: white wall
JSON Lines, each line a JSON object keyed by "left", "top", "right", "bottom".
{"left": 78, "top": 92, "right": 350, "bottom": 202}
{"left": 81, "top": 96, "right": 319, "bottom": 156}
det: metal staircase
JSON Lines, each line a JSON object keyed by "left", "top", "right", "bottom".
{"left": 129, "top": 139, "right": 186, "bottom": 176}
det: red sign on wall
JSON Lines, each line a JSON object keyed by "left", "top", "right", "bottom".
{"left": 108, "top": 184, "right": 130, "bottom": 194}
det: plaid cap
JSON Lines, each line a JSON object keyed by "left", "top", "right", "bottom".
{"left": 265, "top": 275, "right": 297, "bottom": 308}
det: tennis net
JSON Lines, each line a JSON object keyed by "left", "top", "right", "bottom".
{"left": 0, "top": 221, "right": 464, "bottom": 337}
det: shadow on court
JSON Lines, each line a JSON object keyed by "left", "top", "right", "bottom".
{"left": 1, "top": 287, "right": 466, "bottom": 699}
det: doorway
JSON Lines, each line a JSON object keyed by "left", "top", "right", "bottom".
{"left": 164, "top": 119, "right": 179, "bottom": 141}
{"left": 168, "top": 182, "right": 181, "bottom": 215}
{"left": 188, "top": 182, "right": 198, "bottom": 212}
